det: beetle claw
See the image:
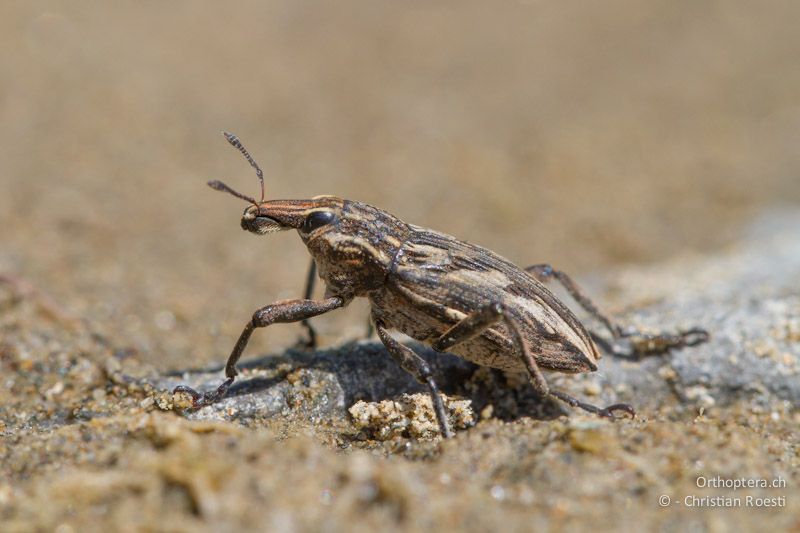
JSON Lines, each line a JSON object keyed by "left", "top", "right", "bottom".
{"left": 173, "top": 377, "right": 234, "bottom": 409}
{"left": 172, "top": 384, "right": 204, "bottom": 406}
{"left": 679, "top": 327, "right": 710, "bottom": 347}
{"left": 598, "top": 403, "right": 636, "bottom": 419}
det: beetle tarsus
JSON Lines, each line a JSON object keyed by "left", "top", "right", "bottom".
{"left": 677, "top": 327, "right": 710, "bottom": 347}
{"left": 174, "top": 297, "right": 344, "bottom": 412}
{"left": 619, "top": 326, "right": 711, "bottom": 355}
{"left": 549, "top": 390, "right": 635, "bottom": 419}
{"left": 597, "top": 403, "right": 636, "bottom": 418}
{"left": 173, "top": 377, "right": 235, "bottom": 408}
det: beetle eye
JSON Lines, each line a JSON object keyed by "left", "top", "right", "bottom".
{"left": 303, "top": 210, "right": 335, "bottom": 233}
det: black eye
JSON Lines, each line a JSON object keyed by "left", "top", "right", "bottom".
{"left": 303, "top": 210, "right": 335, "bottom": 233}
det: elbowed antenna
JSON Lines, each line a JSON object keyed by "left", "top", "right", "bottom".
{"left": 222, "top": 131, "right": 265, "bottom": 203}
{"left": 207, "top": 179, "right": 258, "bottom": 205}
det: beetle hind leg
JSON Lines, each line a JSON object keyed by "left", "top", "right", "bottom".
{"left": 432, "top": 302, "right": 635, "bottom": 420}
{"left": 525, "top": 263, "right": 709, "bottom": 356}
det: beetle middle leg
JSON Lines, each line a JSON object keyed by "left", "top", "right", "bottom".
{"left": 297, "top": 259, "right": 319, "bottom": 349}
{"left": 174, "top": 295, "right": 344, "bottom": 407}
{"left": 432, "top": 302, "right": 635, "bottom": 419}
{"left": 298, "top": 258, "right": 376, "bottom": 348}
{"left": 525, "top": 264, "right": 709, "bottom": 356}
{"left": 374, "top": 319, "right": 454, "bottom": 438}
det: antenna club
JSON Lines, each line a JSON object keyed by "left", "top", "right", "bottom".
{"left": 207, "top": 179, "right": 258, "bottom": 205}
{"left": 222, "top": 131, "right": 238, "bottom": 145}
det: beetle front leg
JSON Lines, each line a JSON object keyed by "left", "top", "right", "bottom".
{"left": 525, "top": 263, "right": 709, "bottom": 356}
{"left": 174, "top": 295, "right": 344, "bottom": 407}
{"left": 374, "top": 319, "right": 454, "bottom": 438}
{"left": 433, "top": 302, "right": 635, "bottom": 419}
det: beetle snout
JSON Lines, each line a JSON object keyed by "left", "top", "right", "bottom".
{"left": 240, "top": 206, "right": 285, "bottom": 235}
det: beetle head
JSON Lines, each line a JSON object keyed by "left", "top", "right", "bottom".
{"left": 237, "top": 195, "right": 344, "bottom": 236}
{"left": 209, "top": 132, "right": 409, "bottom": 296}
{"left": 208, "top": 132, "right": 344, "bottom": 236}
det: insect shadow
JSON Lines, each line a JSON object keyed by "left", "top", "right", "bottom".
{"left": 164, "top": 339, "right": 570, "bottom": 422}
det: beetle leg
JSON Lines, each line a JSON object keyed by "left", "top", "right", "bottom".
{"left": 296, "top": 259, "right": 376, "bottom": 346}
{"left": 525, "top": 264, "right": 621, "bottom": 336}
{"left": 374, "top": 319, "right": 454, "bottom": 438}
{"left": 549, "top": 390, "right": 636, "bottom": 418}
{"left": 615, "top": 326, "right": 709, "bottom": 356}
{"left": 297, "top": 259, "right": 319, "bottom": 349}
{"left": 433, "top": 302, "right": 635, "bottom": 419}
{"left": 525, "top": 263, "right": 709, "bottom": 356}
{"left": 174, "top": 295, "right": 344, "bottom": 407}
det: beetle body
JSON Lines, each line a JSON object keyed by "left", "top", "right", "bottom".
{"left": 371, "top": 225, "right": 600, "bottom": 374}
{"left": 244, "top": 196, "right": 598, "bottom": 373}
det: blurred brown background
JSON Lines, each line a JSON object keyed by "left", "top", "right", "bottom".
{"left": 2, "top": 1, "right": 799, "bottom": 371}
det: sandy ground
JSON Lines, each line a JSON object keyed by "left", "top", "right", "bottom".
{"left": 1, "top": 226, "right": 798, "bottom": 531}
{"left": 1, "top": 1, "right": 799, "bottom": 531}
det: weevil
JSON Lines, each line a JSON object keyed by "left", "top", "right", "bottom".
{"left": 174, "top": 132, "right": 709, "bottom": 438}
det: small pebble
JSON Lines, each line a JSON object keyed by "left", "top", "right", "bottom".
{"left": 583, "top": 382, "right": 601, "bottom": 396}
{"left": 490, "top": 485, "right": 506, "bottom": 501}
{"left": 320, "top": 489, "right": 333, "bottom": 506}
{"left": 139, "top": 397, "right": 155, "bottom": 410}
{"left": 154, "top": 310, "right": 176, "bottom": 331}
